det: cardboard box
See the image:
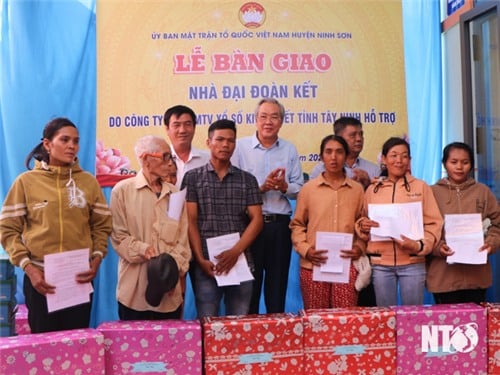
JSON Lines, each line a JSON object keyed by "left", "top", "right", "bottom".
{"left": 97, "top": 320, "right": 202, "bottom": 375}
{"left": 203, "top": 313, "right": 303, "bottom": 375}
{"left": 0, "top": 328, "right": 105, "bottom": 375}
{"left": 484, "top": 303, "right": 500, "bottom": 374}
{"left": 301, "top": 307, "right": 396, "bottom": 375}
{"left": 394, "top": 303, "right": 487, "bottom": 375}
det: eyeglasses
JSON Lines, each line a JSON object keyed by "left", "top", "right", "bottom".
{"left": 257, "top": 114, "right": 281, "bottom": 123}
{"left": 119, "top": 168, "right": 137, "bottom": 175}
{"left": 140, "top": 152, "right": 172, "bottom": 161}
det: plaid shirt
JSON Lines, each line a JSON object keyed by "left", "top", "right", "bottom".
{"left": 182, "top": 162, "right": 263, "bottom": 260}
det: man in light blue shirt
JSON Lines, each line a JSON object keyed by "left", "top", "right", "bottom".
{"left": 309, "top": 117, "right": 380, "bottom": 189}
{"left": 232, "top": 98, "right": 304, "bottom": 314}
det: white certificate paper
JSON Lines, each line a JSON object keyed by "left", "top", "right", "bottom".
{"left": 168, "top": 188, "right": 186, "bottom": 221}
{"left": 312, "top": 232, "right": 353, "bottom": 283}
{"left": 368, "top": 201, "right": 424, "bottom": 241}
{"left": 44, "top": 248, "right": 93, "bottom": 312}
{"left": 206, "top": 233, "right": 254, "bottom": 286}
{"left": 445, "top": 213, "right": 486, "bottom": 265}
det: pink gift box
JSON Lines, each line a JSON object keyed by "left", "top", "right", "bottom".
{"left": 301, "top": 307, "right": 396, "bottom": 375}
{"left": 484, "top": 303, "right": 500, "bottom": 374}
{"left": 394, "top": 303, "right": 487, "bottom": 375}
{"left": 97, "top": 320, "right": 202, "bottom": 375}
{"left": 203, "top": 313, "right": 303, "bottom": 375}
{"left": 15, "top": 304, "right": 31, "bottom": 335}
{"left": 0, "top": 328, "right": 105, "bottom": 375}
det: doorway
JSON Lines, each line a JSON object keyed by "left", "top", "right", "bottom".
{"left": 461, "top": 2, "right": 500, "bottom": 199}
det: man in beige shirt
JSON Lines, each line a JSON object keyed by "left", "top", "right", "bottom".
{"left": 110, "top": 135, "right": 191, "bottom": 319}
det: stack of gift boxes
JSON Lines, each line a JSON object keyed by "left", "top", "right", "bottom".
{"left": 1, "top": 303, "right": 500, "bottom": 373}
{"left": 0, "top": 320, "right": 203, "bottom": 375}
{"left": 0, "top": 252, "right": 16, "bottom": 337}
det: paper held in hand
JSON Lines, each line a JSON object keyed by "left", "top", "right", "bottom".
{"left": 368, "top": 201, "right": 424, "bottom": 241}
{"left": 167, "top": 188, "right": 186, "bottom": 221}
{"left": 312, "top": 231, "right": 352, "bottom": 283}
{"left": 206, "top": 232, "right": 254, "bottom": 286}
{"left": 445, "top": 213, "right": 486, "bottom": 265}
{"left": 44, "top": 248, "right": 93, "bottom": 312}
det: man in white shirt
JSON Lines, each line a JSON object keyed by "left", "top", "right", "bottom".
{"left": 163, "top": 105, "right": 209, "bottom": 188}
{"left": 310, "top": 117, "right": 380, "bottom": 189}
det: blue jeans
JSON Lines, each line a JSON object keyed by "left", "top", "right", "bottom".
{"left": 191, "top": 261, "right": 253, "bottom": 318}
{"left": 371, "top": 263, "right": 426, "bottom": 307}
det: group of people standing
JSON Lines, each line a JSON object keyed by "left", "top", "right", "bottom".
{"left": 0, "top": 99, "right": 498, "bottom": 335}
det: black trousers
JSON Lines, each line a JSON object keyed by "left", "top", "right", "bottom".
{"left": 433, "top": 289, "right": 486, "bottom": 305}
{"left": 249, "top": 216, "right": 292, "bottom": 314}
{"left": 357, "top": 282, "right": 377, "bottom": 307}
{"left": 23, "top": 274, "right": 91, "bottom": 333}
{"left": 118, "top": 302, "right": 182, "bottom": 320}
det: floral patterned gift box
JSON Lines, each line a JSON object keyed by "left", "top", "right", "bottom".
{"left": 301, "top": 307, "right": 396, "bottom": 375}
{"left": 14, "top": 304, "right": 31, "bottom": 335}
{"left": 202, "top": 313, "right": 304, "bottom": 375}
{"left": 97, "top": 320, "right": 202, "bottom": 375}
{"left": 482, "top": 303, "right": 500, "bottom": 374}
{"left": 394, "top": 303, "right": 487, "bottom": 375}
{"left": 0, "top": 328, "right": 105, "bottom": 374}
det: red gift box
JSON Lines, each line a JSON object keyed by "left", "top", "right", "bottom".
{"left": 301, "top": 307, "right": 396, "bottom": 375}
{"left": 484, "top": 303, "right": 500, "bottom": 374}
{"left": 203, "top": 313, "right": 303, "bottom": 375}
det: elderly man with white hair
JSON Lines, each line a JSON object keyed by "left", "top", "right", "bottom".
{"left": 110, "top": 135, "right": 191, "bottom": 320}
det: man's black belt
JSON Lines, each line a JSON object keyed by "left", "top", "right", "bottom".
{"left": 263, "top": 214, "right": 290, "bottom": 223}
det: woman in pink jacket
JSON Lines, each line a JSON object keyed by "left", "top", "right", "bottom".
{"left": 357, "top": 137, "right": 442, "bottom": 306}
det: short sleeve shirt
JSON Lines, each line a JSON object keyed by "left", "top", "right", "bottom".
{"left": 182, "top": 162, "right": 262, "bottom": 258}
